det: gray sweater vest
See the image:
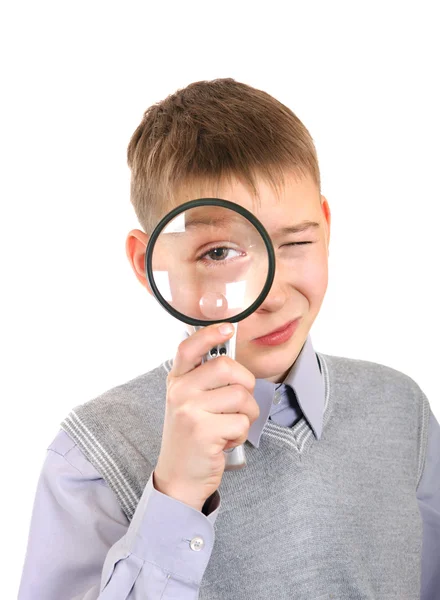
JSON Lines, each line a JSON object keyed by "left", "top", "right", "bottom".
{"left": 61, "top": 352, "right": 430, "bottom": 599}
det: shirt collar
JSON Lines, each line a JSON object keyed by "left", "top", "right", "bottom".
{"left": 248, "top": 335, "right": 325, "bottom": 448}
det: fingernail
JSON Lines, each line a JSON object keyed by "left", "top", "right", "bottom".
{"left": 218, "top": 323, "right": 234, "bottom": 335}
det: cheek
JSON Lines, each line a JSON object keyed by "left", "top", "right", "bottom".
{"left": 288, "top": 248, "right": 328, "bottom": 304}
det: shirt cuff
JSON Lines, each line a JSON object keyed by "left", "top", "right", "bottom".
{"left": 123, "top": 471, "right": 221, "bottom": 586}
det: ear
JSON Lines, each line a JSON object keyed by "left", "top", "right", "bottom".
{"left": 125, "top": 229, "right": 154, "bottom": 295}
{"left": 320, "top": 195, "right": 331, "bottom": 254}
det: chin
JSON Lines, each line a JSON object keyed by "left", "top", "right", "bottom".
{"left": 243, "top": 360, "right": 291, "bottom": 382}
{"left": 236, "top": 333, "right": 306, "bottom": 381}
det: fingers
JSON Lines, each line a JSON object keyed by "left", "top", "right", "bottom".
{"left": 178, "top": 355, "right": 255, "bottom": 395}
{"left": 171, "top": 323, "right": 235, "bottom": 378}
{"left": 199, "top": 384, "right": 260, "bottom": 425}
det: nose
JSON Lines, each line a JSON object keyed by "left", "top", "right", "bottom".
{"left": 255, "top": 270, "right": 288, "bottom": 314}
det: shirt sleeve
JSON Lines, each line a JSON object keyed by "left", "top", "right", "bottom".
{"left": 18, "top": 430, "right": 220, "bottom": 600}
{"left": 417, "top": 409, "right": 440, "bottom": 600}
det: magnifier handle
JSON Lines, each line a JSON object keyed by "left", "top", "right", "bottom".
{"left": 223, "top": 443, "right": 247, "bottom": 470}
{"left": 195, "top": 323, "right": 247, "bottom": 471}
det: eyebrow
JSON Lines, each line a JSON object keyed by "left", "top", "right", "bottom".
{"left": 274, "top": 221, "right": 320, "bottom": 235}
{"left": 185, "top": 216, "right": 239, "bottom": 229}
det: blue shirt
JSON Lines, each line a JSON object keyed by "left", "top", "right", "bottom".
{"left": 18, "top": 336, "right": 440, "bottom": 599}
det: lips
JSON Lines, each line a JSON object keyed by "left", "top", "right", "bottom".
{"left": 255, "top": 318, "right": 299, "bottom": 340}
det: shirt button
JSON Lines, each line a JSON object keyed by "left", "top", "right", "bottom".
{"left": 273, "top": 391, "right": 282, "bottom": 405}
{"left": 190, "top": 536, "right": 205, "bottom": 551}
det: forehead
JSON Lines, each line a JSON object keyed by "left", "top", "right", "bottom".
{"left": 172, "top": 171, "right": 322, "bottom": 235}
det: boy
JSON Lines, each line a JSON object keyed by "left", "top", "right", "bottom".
{"left": 18, "top": 78, "right": 440, "bottom": 599}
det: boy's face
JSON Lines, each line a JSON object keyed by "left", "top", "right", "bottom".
{"left": 126, "top": 171, "right": 330, "bottom": 383}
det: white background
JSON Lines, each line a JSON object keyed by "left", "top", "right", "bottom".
{"left": 1, "top": 1, "right": 439, "bottom": 596}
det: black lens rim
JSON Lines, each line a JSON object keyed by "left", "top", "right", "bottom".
{"left": 145, "top": 198, "right": 276, "bottom": 326}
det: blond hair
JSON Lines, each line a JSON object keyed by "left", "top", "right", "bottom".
{"left": 127, "top": 78, "right": 320, "bottom": 233}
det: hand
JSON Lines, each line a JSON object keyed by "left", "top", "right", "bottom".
{"left": 154, "top": 322, "right": 259, "bottom": 511}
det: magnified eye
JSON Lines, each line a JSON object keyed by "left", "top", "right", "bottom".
{"left": 199, "top": 246, "right": 243, "bottom": 264}
{"left": 207, "top": 247, "right": 237, "bottom": 261}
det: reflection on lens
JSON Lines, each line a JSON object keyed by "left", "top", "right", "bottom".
{"left": 150, "top": 204, "right": 270, "bottom": 322}
{"left": 199, "top": 292, "right": 228, "bottom": 319}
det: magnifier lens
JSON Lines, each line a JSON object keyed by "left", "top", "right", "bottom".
{"left": 150, "top": 205, "right": 270, "bottom": 323}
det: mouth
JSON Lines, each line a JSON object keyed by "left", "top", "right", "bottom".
{"left": 252, "top": 318, "right": 301, "bottom": 346}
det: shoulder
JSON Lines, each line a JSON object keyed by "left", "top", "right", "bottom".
{"left": 318, "top": 351, "right": 426, "bottom": 399}
{"left": 58, "top": 361, "right": 173, "bottom": 475}
{"left": 67, "top": 359, "right": 172, "bottom": 416}
{"left": 47, "top": 429, "right": 105, "bottom": 480}
{"left": 318, "top": 352, "right": 431, "bottom": 470}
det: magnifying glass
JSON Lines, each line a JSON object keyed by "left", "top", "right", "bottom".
{"left": 145, "top": 198, "right": 275, "bottom": 470}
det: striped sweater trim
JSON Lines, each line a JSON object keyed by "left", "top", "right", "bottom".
{"left": 263, "top": 352, "right": 331, "bottom": 453}
{"left": 61, "top": 411, "right": 140, "bottom": 519}
{"left": 416, "top": 390, "right": 430, "bottom": 490}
